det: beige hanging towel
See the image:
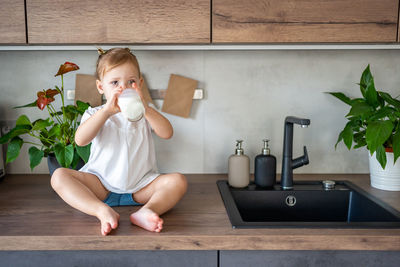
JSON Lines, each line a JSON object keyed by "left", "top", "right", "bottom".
{"left": 75, "top": 74, "right": 102, "bottom": 107}
{"left": 161, "top": 74, "right": 198, "bottom": 118}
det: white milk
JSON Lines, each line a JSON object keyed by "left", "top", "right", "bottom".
{"left": 118, "top": 89, "right": 145, "bottom": 122}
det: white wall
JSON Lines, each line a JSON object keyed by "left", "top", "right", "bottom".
{"left": 1, "top": 49, "right": 399, "bottom": 174}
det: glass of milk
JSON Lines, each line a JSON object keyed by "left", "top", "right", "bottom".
{"left": 118, "top": 89, "right": 145, "bottom": 122}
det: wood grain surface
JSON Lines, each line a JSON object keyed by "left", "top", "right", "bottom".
{"left": 26, "top": 0, "right": 210, "bottom": 44}
{"left": 0, "top": 174, "right": 399, "bottom": 250}
{"left": 212, "top": 0, "right": 399, "bottom": 43}
{"left": 0, "top": 0, "right": 26, "bottom": 44}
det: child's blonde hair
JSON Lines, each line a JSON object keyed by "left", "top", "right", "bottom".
{"left": 96, "top": 48, "right": 141, "bottom": 80}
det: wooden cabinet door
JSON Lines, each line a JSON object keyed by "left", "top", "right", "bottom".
{"left": 26, "top": 0, "right": 210, "bottom": 44}
{"left": 213, "top": 0, "right": 398, "bottom": 43}
{"left": 0, "top": 0, "right": 26, "bottom": 44}
{"left": 398, "top": 7, "right": 400, "bottom": 42}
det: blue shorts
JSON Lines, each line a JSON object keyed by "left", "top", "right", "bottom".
{"left": 103, "top": 192, "right": 143, "bottom": 207}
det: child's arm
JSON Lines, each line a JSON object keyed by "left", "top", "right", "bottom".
{"left": 144, "top": 106, "right": 173, "bottom": 139}
{"left": 75, "top": 108, "right": 112, "bottom": 146}
{"left": 135, "top": 79, "right": 173, "bottom": 139}
{"left": 75, "top": 87, "right": 122, "bottom": 146}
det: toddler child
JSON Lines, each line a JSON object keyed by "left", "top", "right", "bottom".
{"left": 51, "top": 48, "right": 187, "bottom": 235}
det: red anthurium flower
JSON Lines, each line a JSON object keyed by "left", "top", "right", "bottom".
{"left": 55, "top": 62, "right": 79, "bottom": 77}
{"left": 36, "top": 89, "right": 59, "bottom": 110}
{"left": 37, "top": 96, "right": 49, "bottom": 110}
{"left": 44, "top": 89, "right": 59, "bottom": 98}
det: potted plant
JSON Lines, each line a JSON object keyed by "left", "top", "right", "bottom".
{"left": 327, "top": 65, "right": 400, "bottom": 190}
{"left": 0, "top": 62, "right": 91, "bottom": 175}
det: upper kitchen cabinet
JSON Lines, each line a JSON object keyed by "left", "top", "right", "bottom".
{"left": 26, "top": 0, "right": 210, "bottom": 44}
{"left": 0, "top": 0, "right": 26, "bottom": 44}
{"left": 398, "top": 7, "right": 400, "bottom": 42}
{"left": 212, "top": 0, "right": 398, "bottom": 43}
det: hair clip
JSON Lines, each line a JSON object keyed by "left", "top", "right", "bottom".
{"left": 125, "top": 47, "right": 135, "bottom": 55}
{"left": 97, "top": 47, "right": 106, "bottom": 55}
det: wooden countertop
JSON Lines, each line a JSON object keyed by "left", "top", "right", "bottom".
{"left": 0, "top": 174, "right": 399, "bottom": 251}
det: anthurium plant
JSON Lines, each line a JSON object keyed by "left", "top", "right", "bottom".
{"left": 0, "top": 62, "right": 91, "bottom": 170}
{"left": 327, "top": 65, "right": 400, "bottom": 169}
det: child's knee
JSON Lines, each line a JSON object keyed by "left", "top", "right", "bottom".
{"left": 160, "top": 173, "right": 187, "bottom": 193}
{"left": 171, "top": 173, "right": 187, "bottom": 193}
{"left": 50, "top": 168, "right": 68, "bottom": 190}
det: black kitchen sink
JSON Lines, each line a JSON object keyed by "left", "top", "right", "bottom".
{"left": 217, "top": 180, "right": 400, "bottom": 228}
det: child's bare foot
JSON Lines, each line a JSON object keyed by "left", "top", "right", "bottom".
{"left": 130, "top": 207, "right": 163, "bottom": 232}
{"left": 97, "top": 206, "right": 120, "bottom": 236}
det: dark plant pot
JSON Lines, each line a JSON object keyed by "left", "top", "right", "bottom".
{"left": 47, "top": 154, "right": 85, "bottom": 177}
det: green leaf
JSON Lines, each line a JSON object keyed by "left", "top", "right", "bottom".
{"left": 32, "top": 119, "right": 53, "bottom": 131}
{"left": 353, "top": 130, "right": 367, "bottom": 149}
{"left": 393, "top": 125, "right": 400, "bottom": 164}
{"left": 70, "top": 150, "right": 81, "bottom": 169}
{"left": 346, "top": 101, "right": 373, "bottom": 118}
{"left": 334, "top": 130, "right": 343, "bottom": 149}
{"left": 0, "top": 133, "right": 10, "bottom": 144}
{"left": 326, "top": 92, "right": 353, "bottom": 106}
{"left": 360, "top": 65, "right": 372, "bottom": 97}
{"left": 43, "top": 147, "right": 53, "bottom": 157}
{"left": 10, "top": 125, "right": 32, "bottom": 138}
{"left": 369, "top": 106, "right": 396, "bottom": 121}
{"left": 379, "top": 91, "right": 400, "bottom": 110}
{"left": 76, "top": 143, "right": 91, "bottom": 163}
{"left": 54, "top": 143, "right": 74, "bottom": 168}
{"left": 60, "top": 122, "right": 69, "bottom": 134}
{"left": 65, "top": 144, "right": 75, "bottom": 167}
{"left": 377, "top": 93, "right": 385, "bottom": 108}
{"left": 350, "top": 98, "right": 365, "bottom": 104}
{"left": 365, "top": 77, "right": 378, "bottom": 108}
{"left": 387, "top": 112, "right": 399, "bottom": 122}
{"left": 63, "top": 105, "right": 78, "bottom": 121}
{"left": 6, "top": 137, "right": 23, "bottom": 164}
{"left": 353, "top": 141, "right": 367, "bottom": 149}
{"left": 13, "top": 100, "right": 37, "bottom": 109}
{"left": 366, "top": 120, "right": 394, "bottom": 155}
{"left": 39, "top": 129, "right": 53, "bottom": 147}
{"left": 342, "top": 123, "right": 353, "bottom": 150}
{"left": 48, "top": 124, "right": 61, "bottom": 138}
{"left": 16, "top": 115, "right": 31, "bottom": 126}
{"left": 66, "top": 105, "right": 79, "bottom": 114}
{"left": 0, "top": 128, "right": 14, "bottom": 144}
{"left": 59, "top": 122, "right": 74, "bottom": 140}
{"left": 375, "top": 145, "right": 387, "bottom": 169}
{"left": 76, "top": 101, "right": 90, "bottom": 115}
{"left": 0, "top": 125, "right": 31, "bottom": 144}
{"left": 28, "top": 146, "right": 44, "bottom": 170}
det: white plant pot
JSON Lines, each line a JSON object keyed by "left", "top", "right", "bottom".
{"left": 369, "top": 151, "right": 400, "bottom": 191}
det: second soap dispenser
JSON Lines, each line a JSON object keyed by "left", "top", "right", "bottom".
{"left": 254, "top": 139, "right": 276, "bottom": 188}
{"left": 228, "top": 140, "right": 250, "bottom": 188}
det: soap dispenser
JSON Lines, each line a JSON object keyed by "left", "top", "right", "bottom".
{"left": 228, "top": 140, "right": 250, "bottom": 188}
{"left": 254, "top": 139, "right": 276, "bottom": 188}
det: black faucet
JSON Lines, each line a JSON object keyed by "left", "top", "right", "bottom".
{"left": 281, "top": 116, "right": 310, "bottom": 190}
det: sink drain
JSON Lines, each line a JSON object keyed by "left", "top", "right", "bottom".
{"left": 285, "top": 195, "right": 297, "bottom": 206}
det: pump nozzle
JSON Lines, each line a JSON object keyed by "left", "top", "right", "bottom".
{"left": 262, "top": 139, "right": 271, "bottom": 155}
{"left": 235, "top": 140, "right": 244, "bottom": 155}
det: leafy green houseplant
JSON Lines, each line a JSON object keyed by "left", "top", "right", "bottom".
{"left": 0, "top": 62, "right": 91, "bottom": 171}
{"left": 327, "top": 65, "right": 400, "bottom": 169}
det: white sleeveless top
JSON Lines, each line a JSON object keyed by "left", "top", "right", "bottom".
{"left": 79, "top": 105, "right": 160, "bottom": 194}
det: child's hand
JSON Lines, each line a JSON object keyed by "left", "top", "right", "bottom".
{"left": 133, "top": 82, "right": 148, "bottom": 109}
{"left": 103, "top": 87, "right": 123, "bottom": 116}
